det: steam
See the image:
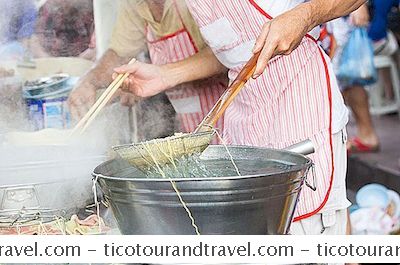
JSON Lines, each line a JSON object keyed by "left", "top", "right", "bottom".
{"left": 0, "top": 66, "right": 175, "bottom": 224}
{"left": 0, "top": 75, "right": 29, "bottom": 133}
{"left": 0, "top": 0, "right": 179, "bottom": 228}
{"left": 0, "top": 102, "right": 131, "bottom": 215}
{"left": 0, "top": 73, "right": 133, "bottom": 220}
{"left": 136, "top": 93, "right": 177, "bottom": 141}
{"left": 1, "top": 0, "right": 95, "bottom": 66}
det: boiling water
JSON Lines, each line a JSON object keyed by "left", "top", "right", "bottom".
{"left": 120, "top": 155, "right": 297, "bottom": 179}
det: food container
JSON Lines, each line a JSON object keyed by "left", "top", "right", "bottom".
{"left": 22, "top": 74, "right": 74, "bottom": 130}
{"left": 0, "top": 144, "right": 106, "bottom": 216}
{"left": 23, "top": 73, "right": 69, "bottom": 97}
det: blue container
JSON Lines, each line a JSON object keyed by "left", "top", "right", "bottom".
{"left": 23, "top": 76, "right": 74, "bottom": 130}
{"left": 356, "top": 183, "right": 389, "bottom": 209}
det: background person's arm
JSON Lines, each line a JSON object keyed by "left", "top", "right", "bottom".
{"left": 350, "top": 3, "right": 370, "bottom": 27}
{"left": 21, "top": 35, "right": 49, "bottom": 57}
{"left": 252, "top": 0, "right": 367, "bottom": 77}
{"left": 68, "top": 0, "right": 146, "bottom": 120}
{"left": 114, "top": 46, "right": 226, "bottom": 98}
{"left": 68, "top": 49, "right": 130, "bottom": 120}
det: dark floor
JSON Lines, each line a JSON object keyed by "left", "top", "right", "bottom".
{"left": 346, "top": 113, "right": 400, "bottom": 194}
{"left": 347, "top": 113, "right": 400, "bottom": 174}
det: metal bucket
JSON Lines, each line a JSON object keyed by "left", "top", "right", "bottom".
{"left": 94, "top": 145, "right": 313, "bottom": 235}
{"left": 0, "top": 144, "right": 106, "bottom": 216}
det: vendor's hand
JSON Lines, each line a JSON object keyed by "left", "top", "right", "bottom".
{"left": 252, "top": 7, "right": 311, "bottom": 78}
{"left": 113, "top": 61, "right": 172, "bottom": 98}
{"left": 67, "top": 81, "right": 97, "bottom": 121}
{"left": 350, "top": 4, "right": 370, "bottom": 27}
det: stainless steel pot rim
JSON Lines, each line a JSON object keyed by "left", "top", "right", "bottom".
{"left": 93, "top": 166, "right": 310, "bottom": 182}
{"left": 94, "top": 145, "right": 312, "bottom": 182}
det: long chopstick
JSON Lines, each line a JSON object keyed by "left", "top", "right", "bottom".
{"left": 71, "top": 58, "right": 136, "bottom": 136}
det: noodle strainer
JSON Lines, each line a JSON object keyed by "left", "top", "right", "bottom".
{"left": 112, "top": 131, "right": 215, "bottom": 170}
{"left": 113, "top": 52, "right": 260, "bottom": 170}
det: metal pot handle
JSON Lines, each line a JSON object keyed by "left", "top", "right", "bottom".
{"left": 304, "top": 163, "right": 317, "bottom": 191}
{"left": 284, "top": 140, "right": 317, "bottom": 192}
{"left": 283, "top": 139, "right": 315, "bottom": 156}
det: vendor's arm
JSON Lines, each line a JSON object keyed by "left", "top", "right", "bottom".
{"left": 68, "top": 0, "right": 146, "bottom": 120}
{"left": 68, "top": 49, "right": 132, "bottom": 120}
{"left": 114, "top": 46, "right": 226, "bottom": 98}
{"left": 252, "top": 0, "right": 367, "bottom": 77}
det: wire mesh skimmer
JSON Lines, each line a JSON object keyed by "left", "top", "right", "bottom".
{"left": 113, "top": 52, "right": 260, "bottom": 170}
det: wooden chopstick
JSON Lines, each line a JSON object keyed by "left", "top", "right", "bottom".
{"left": 79, "top": 72, "right": 131, "bottom": 133}
{"left": 71, "top": 58, "right": 136, "bottom": 136}
{"left": 71, "top": 74, "right": 123, "bottom": 134}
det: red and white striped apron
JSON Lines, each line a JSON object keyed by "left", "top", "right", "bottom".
{"left": 186, "top": 0, "right": 335, "bottom": 221}
{"left": 145, "top": 1, "right": 226, "bottom": 137}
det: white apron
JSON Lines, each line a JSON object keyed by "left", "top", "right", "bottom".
{"left": 186, "top": 0, "right": 335, "bottom": 221}
{"left": 145, "top": 1, "right": 226, "bottom": 138}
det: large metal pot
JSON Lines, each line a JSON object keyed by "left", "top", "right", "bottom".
{"left": 94, "top": 143, "right": 313, "bottom": 235}
{"left": 0, "top": 144, "right": 106, "bottom": 216}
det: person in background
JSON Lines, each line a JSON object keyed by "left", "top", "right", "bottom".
{"left": 369, "top": 0, "right": 399, "bottom": 102}
{"left": 329, "top": 1, "right": 399, "bottom": 153}
{"left": 328, "top": 5, "right": 380, "bottom": 153}
{"left": 0, "top": 0, "right": 48, "bottom": 60}
{"left": 388, "top": 4, "right": 400, "bottom": 42}
{"left": 115, "top": 0, "right": 365, "bottom": 235}
{"left": 68, "top": 0, "right": 227, "bottom": 140}
{"left": 369, "top": 0, "right": 399, "bottom": 56}
{"left": 35, "top": 0, "right": 96, "bottom": 60}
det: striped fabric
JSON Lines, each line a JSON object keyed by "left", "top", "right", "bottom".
{"left": 145, "top": 1, "right": 226, "bottom": 137}
{"left": 186, "top": 0, "right": 335, "bottom": 221}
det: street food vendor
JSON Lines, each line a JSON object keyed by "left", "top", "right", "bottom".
{"left": 114, "top": 0, "right": 366, "bottom": 235}
{"left": 68, "top": 0, "right": 227, "bottom": 135}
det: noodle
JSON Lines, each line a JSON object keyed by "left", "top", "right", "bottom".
{"left": 214, "top": 129, "right": 241, "bottom": 176}
{"left": 136, "top": 129, "right": 240, "bottom": 235}
{"left": 142, "top": 142, "right": 201, "bottom": 235}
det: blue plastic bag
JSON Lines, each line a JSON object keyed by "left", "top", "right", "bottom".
{"left": 337, "top": 27, "right": 378, "bottom": 86}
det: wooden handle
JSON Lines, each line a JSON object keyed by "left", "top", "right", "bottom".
{"left": 195, "top": 52, "right": 260, "bottom": 133}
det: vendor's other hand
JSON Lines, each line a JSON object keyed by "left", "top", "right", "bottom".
{"left": 252, "top": 7, "right": 310, "bottom": 78}
{"left": 350, "top": 4, "right": 369, "bottom": 27}
{"left": 113, "top": 61, "right": 171, "bottom": 98}
{"left": 67, "top": 82, "right": 97, "bottom": 121}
